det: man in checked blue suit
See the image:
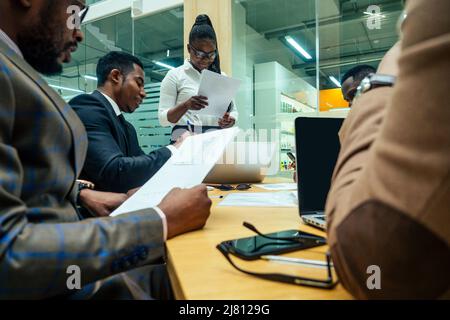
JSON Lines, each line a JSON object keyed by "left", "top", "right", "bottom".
{"left": 0, "top": 0, "right": 211, "bottom": 299}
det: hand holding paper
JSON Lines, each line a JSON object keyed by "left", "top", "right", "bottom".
{"left": 218, "top": 112, "right": 236, "bottom": 128}
{"left": 111, "top": 128, "right": 239, "bottom": 216}
{"left": 183, "top": 95, "right": 208, "bottom": 111}
{"left": 158, "top": 185, "right": 212, "bottom": 239}
{"left": 196, "top": 70, "right": 241, "bottom": 118}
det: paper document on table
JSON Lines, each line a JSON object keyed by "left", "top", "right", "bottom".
{"left": 255, "top": 183, "right": 297, "bottom": 191}
{"left": 196, "top": 69, "right": 241, "bottom": 118}
{"left": 218, "top": 191, "right": 298, "bottom": 207}
{"left": 111, "top": 127, "right": 239, "bottom": 216}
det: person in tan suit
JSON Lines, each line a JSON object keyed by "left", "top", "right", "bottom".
{"left": 0, "top": 0, "right": 211, "bottom": 299}
{"left": 326, "top": 0, "right": 450, "bottom": 299}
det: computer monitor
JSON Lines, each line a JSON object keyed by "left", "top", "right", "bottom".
{"left": 295, "top": 117, "right": 344, "bottom": 214}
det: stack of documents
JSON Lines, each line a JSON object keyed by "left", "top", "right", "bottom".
{"left": 255, "top": 183, "right": 297, "bottom": 191}
{"left": 218, "top": 191, "right": 298, "bottom": 208}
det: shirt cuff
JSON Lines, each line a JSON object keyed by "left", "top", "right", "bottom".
{"left": 166, "top": 145, "right": 178, "bottom": 155}
{"left": 159, "top": 108, "right": 172, "bottom": 127}
{"left": 153, "top": 206, "right": 168, "bottom": 241}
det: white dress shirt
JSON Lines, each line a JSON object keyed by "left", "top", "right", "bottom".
{"left": 99, "top": 91, "right": 171, "bottom": 241}
{"left": 159, "top": 59, "right": 239, "bottom": 127}
{"left": 0, "top": 28, "right": 23, "bottom": 58}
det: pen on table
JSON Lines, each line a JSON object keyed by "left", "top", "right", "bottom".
{"left": 209, "top": 195, "right": 224, "bottom": 199}
{"left": 260, "top": 255, "right": 334, "bottom": 269}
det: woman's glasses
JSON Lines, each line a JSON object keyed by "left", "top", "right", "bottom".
{"left": 189, "top": 44, "right": 217, "bottom": 61}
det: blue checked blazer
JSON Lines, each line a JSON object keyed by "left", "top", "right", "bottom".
{"left": 0, "top": 39, "right": 165, "bottom": 299}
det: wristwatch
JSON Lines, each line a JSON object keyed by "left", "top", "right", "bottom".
{"left": 76, "top": 179, "right": 94, "bottom": 203}
{"left": 75, "top": 180, "right": 95, "bottom": 217}
{"left": 77, "top": 179, "right": 95, "bottom": 192}
{"left": 355, "top": 73, "right": 396, "bottom": 99}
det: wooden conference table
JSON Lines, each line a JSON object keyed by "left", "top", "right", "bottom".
{"left": 166, "top": 178, "right": 352, "bottom": 300}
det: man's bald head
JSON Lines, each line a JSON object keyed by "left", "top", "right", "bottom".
{"left": 341, "top": 65, "right": 376, "bottom": 107}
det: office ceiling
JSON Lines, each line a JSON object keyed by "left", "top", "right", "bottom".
{"left": 57, "top": 0, "right": 403, "bottom": 88}
{"left": 61, "top": 8, "right": 185, "bottom": 82}
{"left": 240, "top": 0, "right": 404, "bottom": 87}
{"left": 240, "top": 0, "right": 403, "bottom": 88}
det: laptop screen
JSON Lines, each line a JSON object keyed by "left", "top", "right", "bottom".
{"left": 295, "top": 117, "right": 343, "bottom": 214}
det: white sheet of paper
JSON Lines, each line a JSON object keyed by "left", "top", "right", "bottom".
{"left": 218, "top": 191, "right": 298, "bottom": 207}
{"left": 196, "top": 70, "right": 242, "bottom": 118}
{"left": 255, "top": 183, "right": 298, "bottom": 191}
{"left": 111, "top": 127, "right": 239, "bottom": 216}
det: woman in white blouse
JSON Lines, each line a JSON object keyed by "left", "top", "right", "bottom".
{"left": 159, "top": 14, "right": 238, "bottom": 141}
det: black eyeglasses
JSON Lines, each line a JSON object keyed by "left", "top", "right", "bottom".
{"left": 217, "top": 222, "right": 337, "bottom": 289}
{"left": 217, "top": 244, "right": 338, "bottom": 289}
{"left": 208, "top": 184, "right": 252, "bottom": 191}
{"left": 189, "top": 44, "right": 217, "bottom": 61}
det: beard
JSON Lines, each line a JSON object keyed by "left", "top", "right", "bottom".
{"left": 16, "top": 4, "right": 69, "bottom": 76}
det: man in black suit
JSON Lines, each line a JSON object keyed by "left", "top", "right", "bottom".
{"left": 71, "top": 52, "right": 180, "bottom": 193}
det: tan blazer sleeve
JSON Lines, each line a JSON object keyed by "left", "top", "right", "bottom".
{"left": 326, "top": 0, "right": 450, "bottom": 299}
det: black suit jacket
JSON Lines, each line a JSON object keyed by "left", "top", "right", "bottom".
{"left": 70, "top": 90, "right": 171, "bottom": 193}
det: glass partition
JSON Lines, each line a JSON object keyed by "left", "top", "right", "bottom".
{"left": 131, "top": 6, "right": 185, "bottom": 151}
{"left": 232, "top": 0, "right": 317, "bottom": 176}
{"left": 44, "top": 10, "right": 133, "bottom": 101}
{"left": 232, "top": 0, "right": 403, "bottom": 177}
{"left": 317, "top": 0, "right": 404, "bottom": 111}
{"left": 133, "top": 6, "right": 184, "bottom": 84}
{"left": 44, "top": 0, "right": 404, "bottom": 172}
{"left": 43, "top": 5, "right": 184, "bottom": 153}
{"left": 45, "top": 5, "right": 185, "bottom": 100}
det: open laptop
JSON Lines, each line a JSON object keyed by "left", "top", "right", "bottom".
{"left": 295, "top": 117, "right": 344, "bottom": 230}
{"left": 204, "top": 142, "right": 277, "bottom": 184}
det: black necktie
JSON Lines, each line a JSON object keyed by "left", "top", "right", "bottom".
{"left": 117, "top": 114, "right": 131, "bottom": 155}
{"left": 118, "top": 114, "right": 127, "bottom": 127}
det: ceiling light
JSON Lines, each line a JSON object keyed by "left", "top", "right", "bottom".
{"left": 285, "top": 36, "right": 312, "bottom": 60}
{"left": 329, "top": 76, "right": 342, "bottom": 88}
{"left": 153, "top": 61, "right": 175, "bottom": 70}
{"left": 83, "top": 75, "right": 98, "bottom": 81}
{"left": 49, "top": 84, "right": 84, "bottom": 93}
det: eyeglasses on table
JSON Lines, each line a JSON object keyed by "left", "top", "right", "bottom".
{"left": 207, "top": 184, "right": 252, "bottom": 191}
{"left": 217, "top": 222, "right": 338, "bottom": 289}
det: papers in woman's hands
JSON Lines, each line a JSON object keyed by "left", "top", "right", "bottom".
{"left": 218, "top": 191, "right": 298, "bottom": 207}
{"left": 111, "top": 128, "right": 239, "bottom": 216}
{"left": 197, "top": 70, "right": 241, "bottom": 117}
